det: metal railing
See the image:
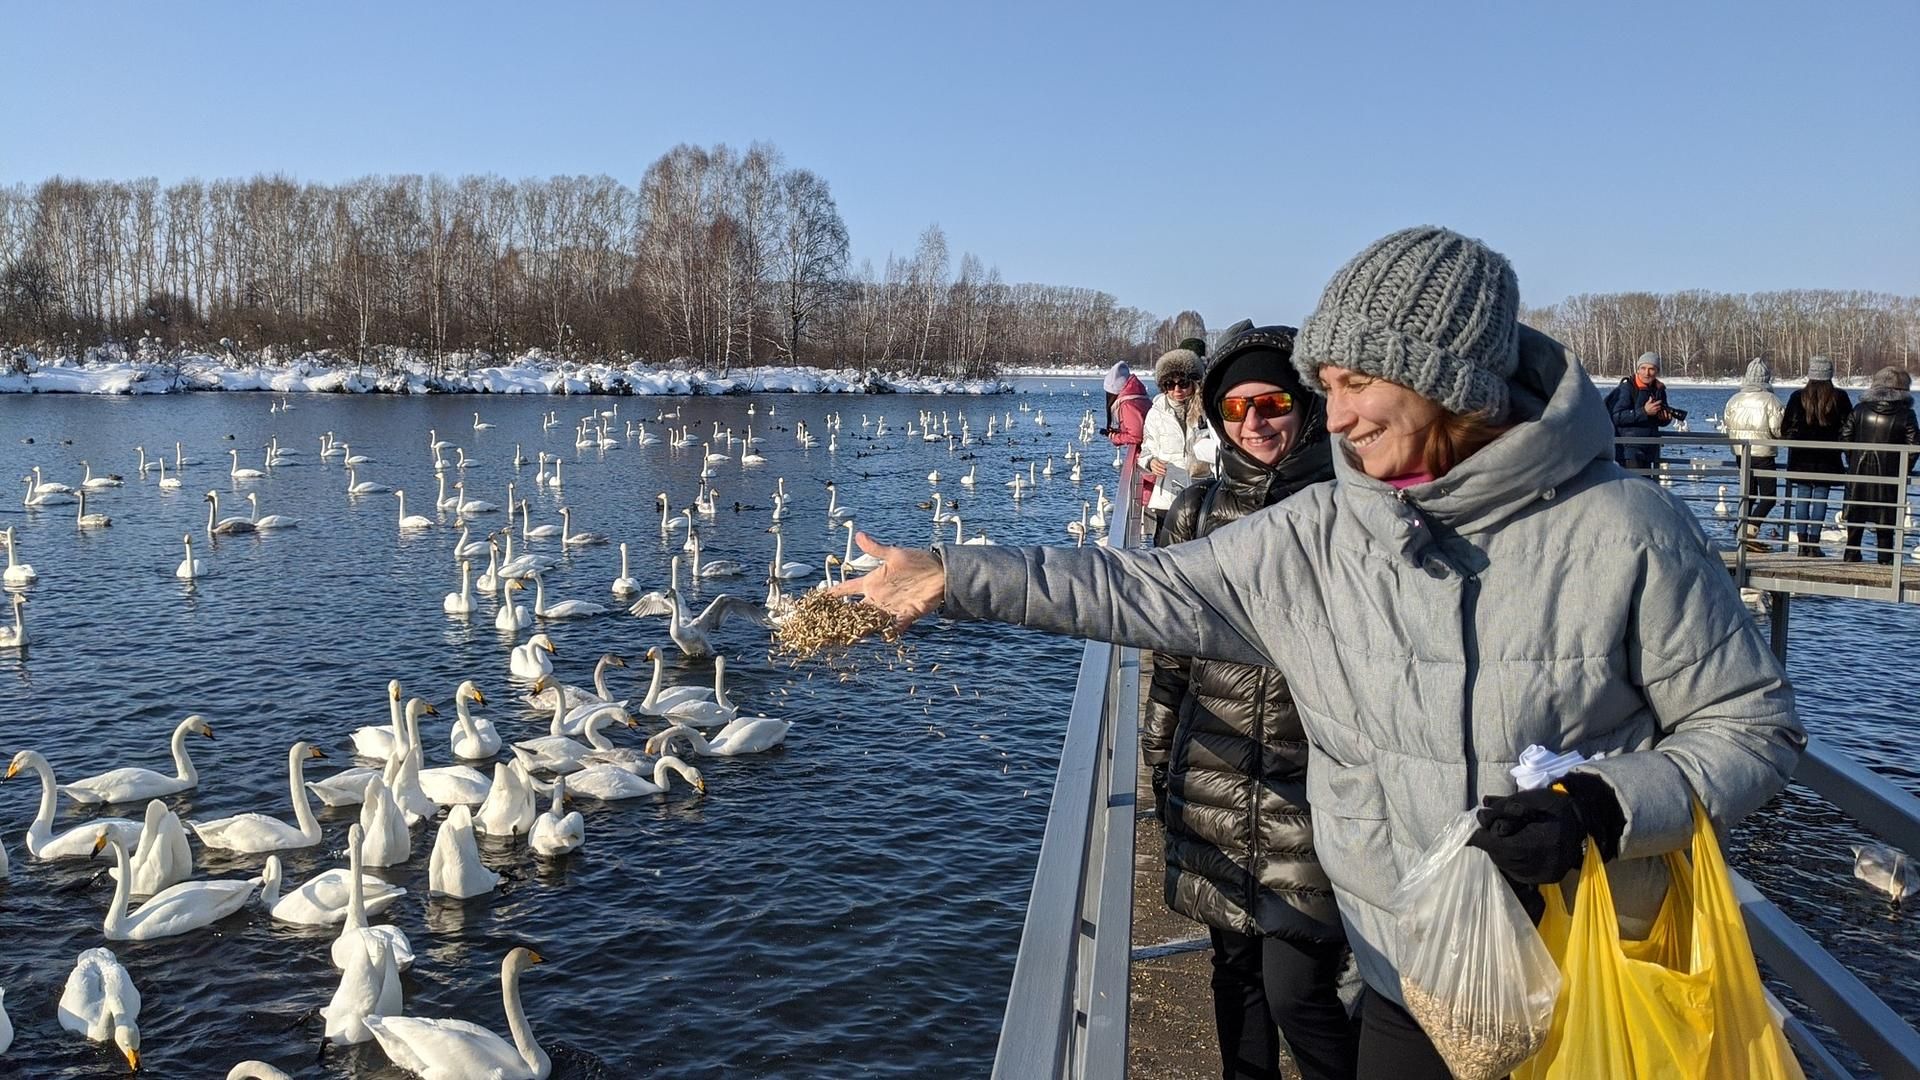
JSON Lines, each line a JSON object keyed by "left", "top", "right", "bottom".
{"left": 994, "top": 440, "right": 1920, "bottom": 1079}
{"left": 991, "top": 450, "right": 1142, "bottom": 1080}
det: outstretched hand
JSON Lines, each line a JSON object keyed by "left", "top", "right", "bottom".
{"left": 825, "top": 531, "right": 945, "bottom": 632}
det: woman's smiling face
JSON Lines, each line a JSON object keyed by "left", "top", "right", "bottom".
{"left": 1320, "top": 367, "right": 1444, "bottom": 479}
{"left": 1219, "top": 380, "right": 1302, "bottom": 467}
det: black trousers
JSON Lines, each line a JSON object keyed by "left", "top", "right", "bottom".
{"left": 1741, "top": 461, "right": 1778, "bottom": 526}
{"left": 1844, "top": 525, "right": 1900, "bottom": 564}
{"left": 1615, "top": 440, "right": 1661, "bottom": 476}
{"left": 1353, "top": 989, "right": 1469, "bottom": 1079}
{"left": 1209, "top": 927, "right": 1358, "bottom": 1080}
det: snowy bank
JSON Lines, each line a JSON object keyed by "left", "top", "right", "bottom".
{"left": 0, "top": 348, "right": 1009, "bottom": 397}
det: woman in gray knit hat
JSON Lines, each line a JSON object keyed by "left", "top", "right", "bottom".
{"left": 834, "top": 226, "right": 1803, "bottom": 1076}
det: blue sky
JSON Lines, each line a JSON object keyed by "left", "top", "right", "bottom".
{"left": 2, "top": 1, "right": 1914, "bottom": 330}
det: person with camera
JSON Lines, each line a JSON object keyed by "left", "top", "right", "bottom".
{"left": 1604, "top": 352, "right": 1679, "bottom": 475}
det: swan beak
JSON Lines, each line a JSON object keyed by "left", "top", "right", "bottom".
{"left": 473, "top": 690, "right": 487, "bottom": 705}
{"left": 3, "top": 761, "right": 17, "bottom": 780}
{"left": 541, "top": 641, "right": 556, "bottom": 655}
{"left": 124, "top": 1047, "right": 139, "bottom": 1071}
{"left": 308, "top": 747, "right": 328, "bottom": 759}
{"left": 528, "top": 950, "right": 546, "bottom": 964}
{"left": 694, "top": 777, "right": 707, "bottom": 794}
{"left": 424, "top": 703, "right": 440, "bottom": 716}
{"left": 91, "top": 832, "right": 109, "bottom": 857}
{"left": 201, "top": 726, "right": 215, "bottom": 740}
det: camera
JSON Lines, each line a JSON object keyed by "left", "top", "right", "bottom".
{"left": 1668, "top": 406, "right": 1689, "bottom": 422}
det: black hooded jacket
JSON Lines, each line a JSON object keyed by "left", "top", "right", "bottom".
{"left": 1839, "top": 387, "right": 1919, "bottom": 524}
{"left": 1142, "top": 327, "right": 1342, "bottom": 940}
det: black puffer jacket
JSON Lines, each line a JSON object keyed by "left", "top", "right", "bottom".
{"left": 1839, "top": 388, "right": 1920, "bottom": 525}
{"left": 1142, "top": 328, "right": 1341, "bottom": 941}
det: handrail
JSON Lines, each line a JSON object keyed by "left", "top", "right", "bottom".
{"left": 992, "top": 448, "right": 1141, "bottom": 1080}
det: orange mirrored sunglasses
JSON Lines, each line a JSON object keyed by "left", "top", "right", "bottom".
{"left": 1218, "top": 391, "right": 1294, "bottom": 422}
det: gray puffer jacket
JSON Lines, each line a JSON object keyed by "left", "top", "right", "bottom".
{"left": 940, "top": 324, "right": 1805, "bottom": 1004}
{"left": 1145, "top": 389, "right": 1339, "bottom": 942}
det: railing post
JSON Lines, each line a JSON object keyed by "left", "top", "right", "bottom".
{"left": 1735, "top": 440, "right": 1754, "bottom": 582}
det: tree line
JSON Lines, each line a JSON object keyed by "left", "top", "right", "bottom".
{"left": 1521, "top": 290, "right": 1919, "bottom": 381}
{"left": 0, "top": 143, "right": 1156, "bottom": 377}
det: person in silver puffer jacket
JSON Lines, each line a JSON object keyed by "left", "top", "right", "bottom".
{"left": 1723, "top": 358, "right": 1786, "bottom": 550}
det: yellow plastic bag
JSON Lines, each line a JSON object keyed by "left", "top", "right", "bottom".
{"left": 1514, "top": 802, "right": 1803, "bottom": 1080}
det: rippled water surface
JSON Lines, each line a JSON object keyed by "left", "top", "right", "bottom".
{"left": 1, "top": 382, "right": 1916, "bottom": 1077}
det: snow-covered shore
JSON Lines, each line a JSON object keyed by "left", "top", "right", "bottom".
{"left": 0, "top": 347, "right": 1009, "bottom": 396}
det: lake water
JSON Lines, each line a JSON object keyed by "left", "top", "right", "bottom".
{"left": 0, "top": 380, "right": 1914, "bottom": 1078}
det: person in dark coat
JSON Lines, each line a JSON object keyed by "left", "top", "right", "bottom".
{"left": 1144, "top": 324, "right": 1353, "bottom": 1080}
{"left": 1839, "top": 365, "right": 1919, "bottom": 564}
{"left": 1602, "top": 351, "right": 1674, "bottom": 475}
{"left": 1780, "top": 356, "right": 1853, "bottom": 555}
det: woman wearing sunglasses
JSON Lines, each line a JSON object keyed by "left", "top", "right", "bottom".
{"left": 834, "top": 226, "right": 1801, "bottom": 1075}
{"left": 1146, "top": 325, "right": 1354, "bottom": 1079}
{"left": 1140, "top": 347, "right": 1213, "bottom": 534}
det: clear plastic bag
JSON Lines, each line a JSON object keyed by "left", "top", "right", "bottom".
{"left": 1392, "top": 810, "right": 1562, "bottom": 1080}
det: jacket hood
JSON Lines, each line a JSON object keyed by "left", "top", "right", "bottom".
{"left": 1331, "top": 323, "right": 1613, "bottom": 535}
{"left": 1864, "top": 386, "right": 1913, "bottom": 406}
{"left": 1116, "top": 374, "right": 1150, "bottom": 400}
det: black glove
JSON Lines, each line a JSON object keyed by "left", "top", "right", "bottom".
{"left": 1150, "top": 763, "right": 1169, "bottom": 824}
{"left": 1466, "top": 788, "right": 1588, "bottom": 885}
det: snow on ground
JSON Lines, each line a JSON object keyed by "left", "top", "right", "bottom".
{"left": 0, "top": 347, "right": 1009, "bottom": 397}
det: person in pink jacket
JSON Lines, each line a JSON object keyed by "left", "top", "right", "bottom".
{"left": 1105, "top": 361, "right": 1152, "bottom": 502}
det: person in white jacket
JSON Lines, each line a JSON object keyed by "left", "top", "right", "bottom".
{"left": 1724, "top": 358, "right": 1786, "bottom": 550}
{"left": 1140, "top": 347, "right": 1213, "bottom": 534}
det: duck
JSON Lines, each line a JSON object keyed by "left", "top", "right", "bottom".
{"left": 108, "top": 798, "right": 194, "bottom": 897}
{"left": 58, "top": 948, "right": 142, "bottom": 1072}
{"left": 509, "top": 631, "right": 556, "bottom": 677}
{"left": 427, "top": 804, "right": 504, "bottom": 899}
{"left": 0, "top": 594, "right": 26, "bottom": 649}
{"left": 187, "top": 741, "right": 328, "bottom": 853}
{"left": 259, "top": 843, "right": 407, "bottom": 927}
{"left": 529, "top": 776, "right": 584, "bottom": 857}
{"left": 246, "top": 493, "right": 299, "bottom": 529}
{"left": 449, "top": 680, "right": 501, "bottom": 758}
{"left": 2, "top": 526, "right": 36, "bottom": 584}
{"left": 395, "top": 489, "right": 435, "bottom": 530}
{"left": 60, "top": 713, "right": 214, "bottom": 804}
{"left": 566, "top": 755, "right": 705, "bottom": 801}
{"left": 204, "top": 491, "right": 256, "bottom": 535}
{"left": 331, "top": 821, "right": 417, "bottom": 972}
{"left": 6, "top": 750, "right": 143, "bottom": 858}
{"left": 628, "top": 584, "right": 770, "bottom": 659}
{"left": 92, "top": 832, "right": 260, "bottom": 940}
{"left": 365, "top": 948, "right": 549, "bottom": 1080}
{"left": 174, "top": 533, "right": 206, "bottom": 581}
{"left": 647, "top": 716, "right": 791, "bottom": 757}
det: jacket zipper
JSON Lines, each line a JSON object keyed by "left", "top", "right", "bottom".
{"left": 1399, "top": 488, "right": 1483, "bottom": 809}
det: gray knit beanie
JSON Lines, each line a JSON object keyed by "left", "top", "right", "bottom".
{"left": 1294, "top": 226, "right": 1519, "bottom": 418}
{"left": 1806, "top": 355, "right": 1834, "bottom": 381}
{"left": 1742, "top": 358, "right": 1772, "bottom": 389}
{"left": 1637, "top": 351, "right": 1662, "bottom": 372}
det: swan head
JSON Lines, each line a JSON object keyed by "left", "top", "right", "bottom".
{"left": 458, "top": 680, "right": 485, "bottom": 705}
{"left": 186, "top": 714, "right": 214, "bottom": 740}
{"left": 406, "top": 698, "right": 439, "bottom": 720}
{"left": 388, "top": 680, "right": 402, "bottom": 702}
{"left": 529, "top": 633, "right": 556, "bottom": 655}
{"left": 296, "top": 742, "right": 327, "bottom": 761}
{"left": 528, "top": 674, "right": 553, "bottom": 692}
{"left": 259, "top": 853, "right": 283, "bottom": 892}
{"left": 90, "top": 829, "right": 115, "bottom": 858}
{"left": 4, "top": 749, "right": 39, "bottom": 779}
{"left": 113, "top": 1023, "right": 140, "bottom": 1072}
{"left": 506, "top": 946, "right": 546, "bottom": 974}
{"left": 603, "top": 652, "right": 628, "bottom": 669}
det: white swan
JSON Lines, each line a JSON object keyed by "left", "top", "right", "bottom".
{"left": 188, "top": 741, "right": 328, "bottom": 853}
{"left": 657, "top": 493, "right": 685, "bottom": 536}
{"left": 61, "top": 713, "right": 214, "bottom": 804}
{"left": 559, "top": 506, "right": 608, "bottom": 546}
{"left": 228, "top": 449, "right": 266, "bottom": 480}
{"left": 769, "top": 530, "right": 812, "bottom": 580}
{"left": 659, "top": 656, "right": 739, "bottom": 728}
{"left": 511, "top": 704, "right": 632, "bottom": 775}
{"left": 2, "top": 526, "right": 36, "bottom": 585}
{"left": 637, "top": 645, "right": 715, "bottom": 714}
{"left": 323, "top": 930, "right": 402, "bottom": 1048}
{"left": 73, "top": 487, "right": 112, "bottom": 529}
{"left": 474, "top": 762, "right": 538, "bottom": 837}
{"left": 454, "top": 522, "right": 490, "bottom": 560}
{"left": 92, "top": 833, "right": 258, "bottom": 940}
{"left": 476, "top": 540, "right": 502, "bottom": 595}
{"left": 628, "top": 586, "right": 769, "bottom": 659}
{"left": 226, "top": 1063, "right": 294, "bottom": 1080}
{"left": 0, "top": 594, "right": 25, "bottom": 649}
{"left": 107, "top": 798, "right": 194, "bottom": 897}
{"left": 449, "top": 680, "right": 501, "bottom": 758}
{"left": 526, "top": 651, "right": 627, "bottom": 713}
{"left": 6, "top": 750, "right": 142, "bottom": 858}
{"left": 332, "top": 821, "right": 416, "bottom": 972}
{"left": 366, "top": 948, "right": 549, "bottom": 1080}
{"left": 428, "top": 803, "right": 504, "bottom": 897}
{"left": 349, "top": 681, "right": 408, "bottom": 760}
{"left": 258, "top": 841, "right": 407, "bottom": 926}
{"left": 395, "top": 489, "right": 435, "bottom": 530}
{"left": 356, "top": 774, "right": 411, "bottom": 868}
{"left": 531, "top": 572, "right": 607, "bottom": 619}
{"left": 509, "top": 630, "right": 555, "bottom": 677}
{"left": 522, "top": 499, "right": 562, "bottom": 539}
{"left": 473, "top": 411, "right": 495, "bottom": 431}
{"left": 454, "top": 480, "right": 498, "bottom": 515}
{"left": 29, "top": 465, "right": 74, "bottom": 495}
{"left": 567, "top": 755, "right": 705, "bottom": 800}
{"left": 247, "top": 493, "right": 299, "bottom": 529}
{"left": 611, "top": 542, "right": 642, "bottom": 596}
{"left": 386, "top": 700, "right": 443, "bottom": 822}
{"left": 529, "top": 776, "right": 583, "bottom": 856}
{"left": 497, "top": 580, "right": 534, "bottom": 632}
{"left": 174, "top": 533, "right": 206, "bottom": 580}
{"left": 205, "top": 490, "right": 257, "bottom": 535}
{"left": 691, "top": 537, "right": 745, "bottom": 578}
{"left": 444, "top": 559, "right": 475, "bottom": 614}
{"left": 346, "top": 463, "right": 387, "bottom": 494}
{"left": 648, "top": 716, "right": 791, "bottom": 757}
{"left": 156, "top": 456, "right": 182, "bottom": 490}
{"left": 59, "top": 948, "right": 141, "bottom": 1071}
{"left": 841, "top": 519, "right": 885, "bottom": 571}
